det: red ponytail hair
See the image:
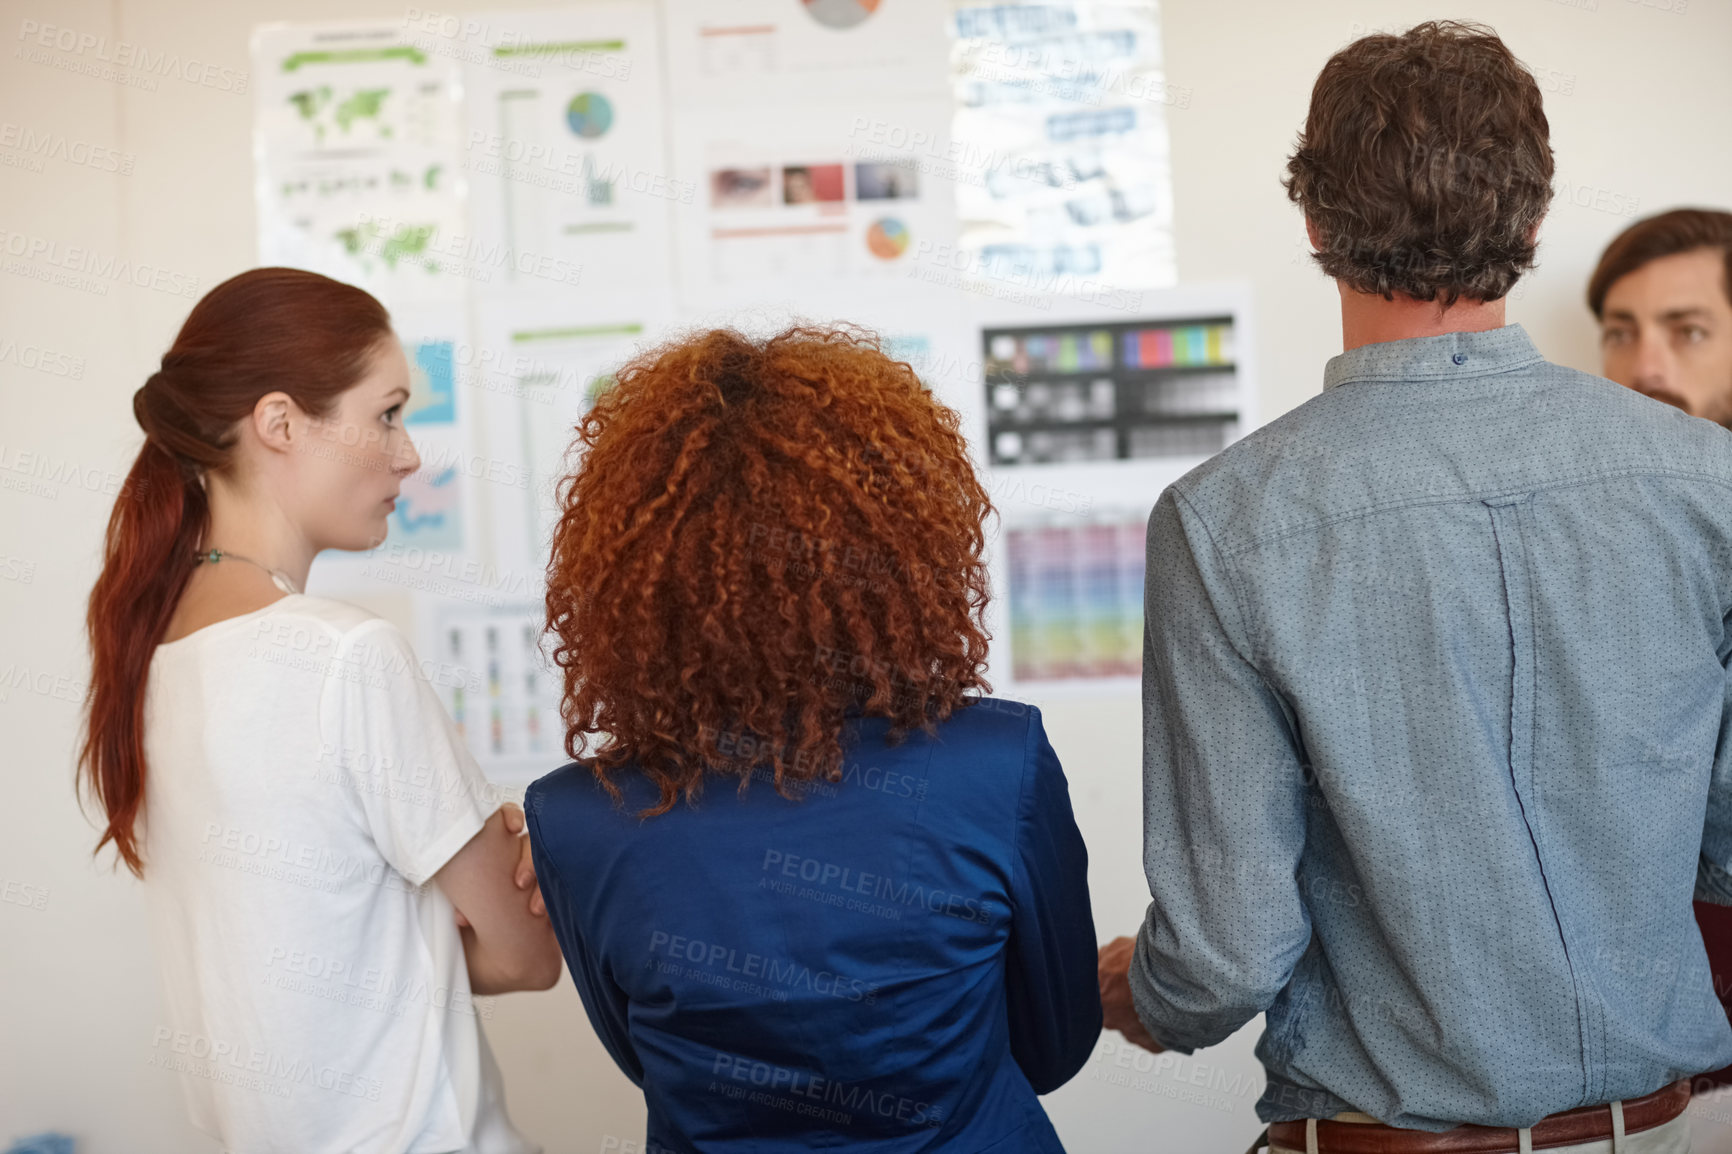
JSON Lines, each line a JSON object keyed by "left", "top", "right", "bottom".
{"left": 79, "top": 267, "right": 392, "bottom": 876}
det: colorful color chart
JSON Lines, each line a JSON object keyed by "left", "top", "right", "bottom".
{"left": 1007, "top": 514, "right": 1147, "bottom": 681}
{"left": 436, "top": 606, "right": 559, "bottom": 768}
{"left": 983, "top": 315, "right": 1241, "bottom": 464}
{"left": 1121, "top": 323, "right": 1233, "bottom": 369}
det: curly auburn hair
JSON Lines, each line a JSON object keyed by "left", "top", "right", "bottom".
{"left": 544, "top": 325, "right": 994, "bottom": 814}
{"left": 1283, "top": 20, "right": 1554, "bottom": 305}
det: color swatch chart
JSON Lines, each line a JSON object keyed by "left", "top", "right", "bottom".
{"left": 1121, "top": 322, "right": 1233, "bottom": 368}
{"left": 984, "top": 316, "right": 1240, "bottom": 465}
{"left": 430, "top": 605, "right": 562, "bottom": 777}
{"left": 1005, "top": 514, "right": 1147, "bottom": 682}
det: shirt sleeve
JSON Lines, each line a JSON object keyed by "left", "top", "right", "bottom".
{"left": 525, "top": 782, "right": 644, "bottom": 1086}
{"left": 317, "top": 619, "right": 500, "bottom": 887}
{"left": 1005, "top": 705, "right": 1103, "bottom": 1094}
{"left": 1697, "top": 626, "right": 1732, "bottom": 905}
{"left": 1129, "top": 487, "right": 1312, "bottom": 1053}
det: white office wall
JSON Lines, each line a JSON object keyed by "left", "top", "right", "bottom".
{"left": 2, "top": 0, "right": 1729, "bottom": 1151}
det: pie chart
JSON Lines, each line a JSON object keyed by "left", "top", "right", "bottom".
{"left": 803, "top": 0, "right": 881, "bottom": 30}
{"left": 866, "top": 217, "right": 910, "bottom": 260}
{"left": 566, "top": 92, "right": 614, "bottom": 139}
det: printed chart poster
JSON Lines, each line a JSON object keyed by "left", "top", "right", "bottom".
{"left": 1005, "top": 512, "right": 1146, "bottom": 683}
{"left": 404, "top": 337, "right": 458, "bottom": 427}
{"left": 472, "top": 297, "right": 675, "bottom": 578}
{"left": 982, "top": 314, "right": 1238, "bottom": 465}
{"left": 663, "top": 0, "right": 951, "bottom": 106}
{"left": 390, "top": 461, "right": 463, "bottom": 549}
{"left": 459, "top": 3, "right": 678, "bottom": 305}
{"left": 971, "top": 285, "right": 1256, "bottom": 689}
{"left": 426, "top": 602, "right": 564, "bottom": 783}
{"left": 252, "top": 21, "right": 468, "bottom": 307}
{"left": 948, "top": 0, "right": 1178, "bottom": 292}
{"left": 383, "top": 306, "right": 475, "bottom": 559}
{"left": 673, "top": 99, "right": 959, "bottom": 308}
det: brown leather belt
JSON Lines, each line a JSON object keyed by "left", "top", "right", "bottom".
{"left": 1265, "top": 1079, "right": 1691, "bottom": 1153}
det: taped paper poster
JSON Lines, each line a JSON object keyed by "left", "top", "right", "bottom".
{"left": 456, "top": 3, "right": 677, "bottom": 303}
{"left": 470, "top": 296, "right": 672, "bottom": 577}
{"left": 427, "top": 602, "right": 563, "bottom": 783}
{"left": 983, "top": 313, "right": 1238, "bottom": 465}
{"left": 662, "top": 0, "right": 950, "bottom": 106}
{"left": 252, "top": 20, "right": 468, "bottom": 306}
{"left": 673, "top": 99, "right": 960, "bottom": 307}
{"left": 947, "top": 1, "right": 1178, "bottom": 293}
{"left": 1005, "top": 511, "right": 1146, "bottom": 681}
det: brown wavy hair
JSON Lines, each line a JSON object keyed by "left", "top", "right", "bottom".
{"left": 1283, "top": 20, "right": 1554, "bottom": 305}
{"left": 1588, "top": 208, "right": 1732, "bottom": 319}
{"left": 544, "top": 325, "right": 994, "bottom": 814}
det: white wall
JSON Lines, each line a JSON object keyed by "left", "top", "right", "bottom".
{"left": 3, "top": 1, "right": 1730, "bottom": 1151}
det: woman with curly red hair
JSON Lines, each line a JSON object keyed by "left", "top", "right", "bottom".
{"left": 525, "top": 325, "right": 1100, "bottom": 1151}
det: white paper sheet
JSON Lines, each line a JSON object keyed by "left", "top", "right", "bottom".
{"left": 251, "top": 21, "right": 468, "bottom": 307}
{"left": 948, "top": 1, "right": 1178, "bottom": 292}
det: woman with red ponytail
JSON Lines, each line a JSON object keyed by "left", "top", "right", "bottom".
{"left": 78, "top": 267, "right": 557, "bottom": 1153}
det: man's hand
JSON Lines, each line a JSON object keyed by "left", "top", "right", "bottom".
{"left": 1099, "top": 935, "right": 1165, "bottom": 1053}
{"left": 455, "top": 802, "right": 545, "bottom": 927}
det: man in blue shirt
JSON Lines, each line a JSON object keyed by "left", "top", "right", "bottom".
{"left": 1592, "top": 209, "right": 1732, "bottom": 1099}
{"left": 1098, "top": 20, "right": 1732, "bottom": 1153}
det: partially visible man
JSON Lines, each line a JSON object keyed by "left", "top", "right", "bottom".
{"left": 1098, "top": 20, "right": 1732, "bottom": 1154}
{"left": 1593, "top": 208, "right": 1732, "bottom": 1099}
{"left": 1591, "top": 209, "right": 1732, "bottom": 424}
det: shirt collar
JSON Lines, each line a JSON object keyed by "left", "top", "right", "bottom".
{"left": 1322, "top": 323, "right": 1545, "bottom": 391}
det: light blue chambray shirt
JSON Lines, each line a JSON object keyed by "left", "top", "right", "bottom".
{"left": 1128, "top": 324, "right": 1732, "bottom": 1131}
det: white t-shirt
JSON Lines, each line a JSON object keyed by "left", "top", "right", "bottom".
{"left": 140, "top": 592, "right": 539, "bottom": 1154}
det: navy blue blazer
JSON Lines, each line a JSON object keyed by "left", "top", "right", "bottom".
{"left": 526, "top": 698, "right": 1101, "bottom": 1152}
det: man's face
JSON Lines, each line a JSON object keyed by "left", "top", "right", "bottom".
{"left": 1600, "top": 248, "right": 1732, "bottom": 425}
